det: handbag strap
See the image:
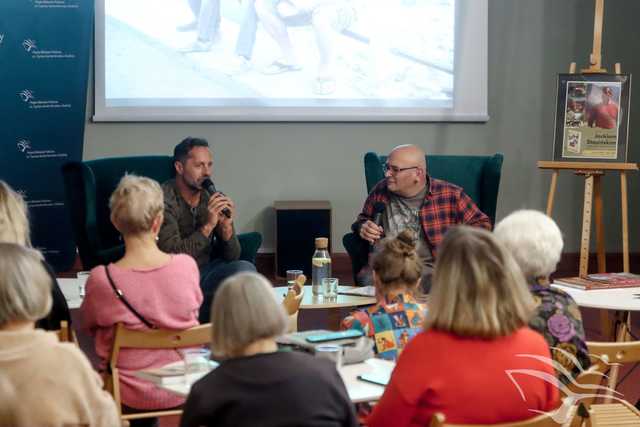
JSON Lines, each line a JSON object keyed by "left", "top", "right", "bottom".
{"left": 104, "top": 265, "right": 156, "bottom": 329}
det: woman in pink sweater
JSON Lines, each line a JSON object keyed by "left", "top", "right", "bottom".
{"left": 368, "top": 226, "right": 560, "bottom": 427}
{"left": 81, "top": 175, "right": 202, "bottom": 419}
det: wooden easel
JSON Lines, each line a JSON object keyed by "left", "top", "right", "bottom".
{"left": 538, "top": 0, "right": 639, "bottom": 402}
{"left": 538, "top": 0, "right": 638, "bottom": 278}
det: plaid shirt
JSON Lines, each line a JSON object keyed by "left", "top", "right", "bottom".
{"left": 353, "top": 178, "right": 491, "bottom": 257}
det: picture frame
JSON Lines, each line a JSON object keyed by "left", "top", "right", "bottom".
{"left": 553, "top": 73, "right": 632, "bottom": 162}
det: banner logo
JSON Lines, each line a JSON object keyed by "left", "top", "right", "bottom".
{"left": 17, "top": 139, "right": 32, "bottom": 153}
{"left": 19, "top": 90, "right": 35, "bottom": 103}
{"left": 22, "top": 39, "right": 37, "bottom": 52}
{"left": 18, "top": 89, "right": 71, "bottom": 110}
{"left": 0, "top": 34, "right": 5, "bottom": 45}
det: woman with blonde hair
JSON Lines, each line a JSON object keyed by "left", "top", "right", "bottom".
{"left": 180, "top": 272, "right": 358, "bottom": 427}
{"left": 494, "top": 209, "right": 590, "bottom": 384}
{"left": 341, "top": 229, "right": 426, "bottom": 360}
{"left": 368, "top": 226, "right": 559, "bottom": 426}
{"left": 0, "top": 180, "right": 70, "bottom": 330}
{"left": 0, "top": 243, "right": 119, "bottom": 426}
{"left": 81, "top": 175, "right": 202, "bottom": 423}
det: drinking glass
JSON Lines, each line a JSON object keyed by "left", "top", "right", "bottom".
{"left": 286, "top": 269, "right": 304, "bottom": 290}
{"left": 322, "top": 277, "right": 339, "bottom": 298}
{"left": 315, "top": 344, "right": 343, "bottom": 367}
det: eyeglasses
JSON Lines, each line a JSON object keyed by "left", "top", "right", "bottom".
{"left": 383, "top": 163, "right": 420, "bottom": 175}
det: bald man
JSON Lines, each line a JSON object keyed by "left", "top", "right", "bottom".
{"left": 352, "top": 145, "right": 491, "bottom": 290}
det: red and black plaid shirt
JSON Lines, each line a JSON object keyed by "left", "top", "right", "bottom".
{"left": 353, "top": 178, "right": 491, "bottom": 257}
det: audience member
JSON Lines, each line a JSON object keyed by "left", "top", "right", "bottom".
{"left": 352, "top": 144, "right": 491, "bottom": 291}
{"left": 341, "top": 229, "right": 426, "bottom": 360}
{"left": 81, "top": 175, "right": 202, "bottom": 423}
{"left": 0, "top": 180, "right": 70, "bottom": 331}
{"left": 0, "top": 243, "right": 119, "bottom": 427}
{"left": 158, "top": 137, "right": 255, "bottom": 322}
{"left": 494, "top": 209, "right": 591, "bottom": 384}
{"left": 367, "top": 226, "right": 559, "bottom": 426}
{"left": 180, "top": 272, "right": 358, "bottom": 427}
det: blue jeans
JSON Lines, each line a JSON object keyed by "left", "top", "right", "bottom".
{"left": 235, "top": 0, "right": 258, "bottom": 59}
{"left": 199, "top": 259, "right": 256, "bottom": 322}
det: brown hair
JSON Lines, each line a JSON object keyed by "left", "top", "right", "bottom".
{"left": 425, "top": 226, "right": 535, "bottom": 338}
{"left": 371, "top": 229, "right": 423, "bottom": 293}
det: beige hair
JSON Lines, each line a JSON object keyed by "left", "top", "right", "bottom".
{"left": 210, "top": 272, "right": 288, "bottom": 358}
{"left": 494, "top": 210, "right": 563, "bottom": 282}
{"left": 109, "top": 174, "right": 164, "bottom": 236}
{"left": 0, "top": 243, "right": 52, "bottom": 328}
{"left": 425, "top": 226, "right": 535, "bottom": 338}
{"left": 372, "top": 229, "right": 423, "bottom": 294}
{"left": 0, "top": 181, "right": 30, "bottom": 246}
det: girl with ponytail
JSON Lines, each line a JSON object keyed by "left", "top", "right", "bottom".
{"left": 340, "top": 229, "right": 427, "bottom": 361}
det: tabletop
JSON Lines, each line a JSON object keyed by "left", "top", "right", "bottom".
{"left": 149, "top": 357, "right": 394, "bottom": 403}
{"left": 551, "top": 283, "right": 640, "bottom": 311}
{"left": 273, "top": 285, "right": 376, "bottom": 309}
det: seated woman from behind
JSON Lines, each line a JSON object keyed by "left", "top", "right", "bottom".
{"left": 180, "top": 272, "right": 358, "bottom": 427}
{"left": 80, "top": 175, "right": 202, "bottom": 417}
{"left": 0, "top": 180, "right": 70, "bottom": 331}
{"left": 367, "top": 226, "right": 560, "bottom": 427}
{"left": 341, "top": 229, "right": 426, "bottom": 360}
{"left": 495, "top": 210, "right": 590, "bottom": 384}
{"left": 0, "top": 243, "right": 119, "bottom": 427}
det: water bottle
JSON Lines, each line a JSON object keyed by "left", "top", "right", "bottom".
{"left": 312, "top": 237, "right": 332, "bottom": 296}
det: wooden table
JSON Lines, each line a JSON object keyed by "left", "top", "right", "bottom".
{"left": 149, "top": 357, "right": 394, "bottom": 403}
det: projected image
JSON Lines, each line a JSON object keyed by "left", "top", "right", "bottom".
{"left": 104, "top": 0, "right": 454, "bottom": 111}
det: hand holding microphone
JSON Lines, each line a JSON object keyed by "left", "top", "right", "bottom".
{"left": 202, "top": 178, "right": 232, "bottom": 219}
{"left": 359, "top": 202, "right": 385, "bottom": 245}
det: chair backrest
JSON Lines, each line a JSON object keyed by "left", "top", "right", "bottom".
{"left": 586, "top": 340, "right": 640, "bottom": 367}
{"left": 429, "top": 413, "right": 561, "bottom": 427}
{"left": 107, "top": 322, "right": 211, "bottom": 420}
{"left": 62, "top": 155, "right": 175, "bottom": 269}
{"left": 364, "top": 152, "right": 504, "bottom": 225}
{"left": 55, "top": 320, "right": 74, "bottom": 343}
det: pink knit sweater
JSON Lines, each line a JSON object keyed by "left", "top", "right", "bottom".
{"left": 81, "top": 254, "right": 203, "bottom": 410}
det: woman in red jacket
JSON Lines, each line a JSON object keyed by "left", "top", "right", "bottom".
{"left": 367, "top": 226, "right": 560, "bottom": 427}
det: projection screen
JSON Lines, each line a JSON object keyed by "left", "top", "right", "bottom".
{"left": 93, "top": 0, "right": 487, "bottom": 122}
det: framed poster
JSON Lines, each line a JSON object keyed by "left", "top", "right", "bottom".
{"left": 553, "top": 73, "right": 631, "bottom": 162}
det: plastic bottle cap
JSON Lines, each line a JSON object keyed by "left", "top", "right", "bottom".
{"left": 315, "top": 237, "right": 329, "bottom": 249}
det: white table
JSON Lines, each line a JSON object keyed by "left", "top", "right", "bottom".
{"left": 151, "top": 357, "right": 394, "bottom": 403}
{"left": 58, "top": 277, "right": 88, "bottom": 309}
{"left": 551, "top": 284, "right": 640, "bottom": 311}
{"left": 273, "top": 285, "right": 376, "bottom": 309}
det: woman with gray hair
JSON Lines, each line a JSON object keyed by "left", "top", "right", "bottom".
{"left": 494, "top": 209, "right": 590, "bottom": 384}
{"left": 180, "top": 272, "right": 358, "bottom": 427}
{"left": 0, "top": 180, "right": 70, "bottom": 330}
{"left": 0, "top": 243, "right": 119, "bottom": 426}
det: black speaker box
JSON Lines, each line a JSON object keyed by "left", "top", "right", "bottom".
{"left": 274, "top": 201, "right": 332, "bottom": 278}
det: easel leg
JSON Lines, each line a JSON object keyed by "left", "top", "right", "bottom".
{"left": 593, "top": 176, "right": 606, "bottom": 273}
{"left": 546, "top": 170, "right": 559, "bottom": 216}
{"left": 621, "top": 172, "right": 630, "bottom": 272}
{"left": 579, "top": 176, "right": 595, "bottom": 277}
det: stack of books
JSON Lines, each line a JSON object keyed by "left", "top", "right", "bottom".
{"left": 554, "top": 272, "right": 640, "bottom": 290}
{"left": 136, "top": 360, "right": 218, "bottom": 386}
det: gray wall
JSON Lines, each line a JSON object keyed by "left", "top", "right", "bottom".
{"left": 83, "top": 0, "right": 639, "bottom": 254}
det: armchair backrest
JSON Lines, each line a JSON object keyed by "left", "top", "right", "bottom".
{"left": 62, "top": 155, "right": 175, "bottom": 269}
{"left": 364, "top": 152, "right": 504, "bottom": 225}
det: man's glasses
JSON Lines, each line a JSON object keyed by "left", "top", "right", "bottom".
{"left": 383, "top": 163, "right": 419, "bottom": 175}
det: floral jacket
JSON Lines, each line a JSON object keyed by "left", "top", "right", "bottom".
{"left": 528, "top": 282, "right": 591, "bottom": 384}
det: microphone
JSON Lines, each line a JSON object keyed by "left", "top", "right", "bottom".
{"left": 372, "top": 202, "right": 385, "bottom": 227}
{"left": 370, "top": 202, "right": 386, "bottom": 246}
{"left": 201, "top": 178, "right": 231, "bottom": 218}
